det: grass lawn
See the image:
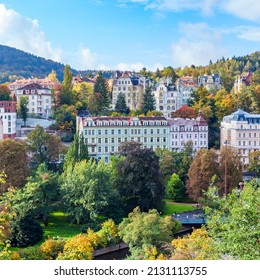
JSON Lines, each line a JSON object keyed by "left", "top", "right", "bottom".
{"left": 41, "top": 212, "right": 81, "bottom": 240}
{"left": 162, "top": 202, "right": 195, "bottom": 216}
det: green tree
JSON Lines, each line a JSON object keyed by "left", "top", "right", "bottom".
{"left": 118, "top": 207, "right": 181, "bottom": 259}
{"left": 116, "top": 142, "right": 165, "bottom": 214}
{"left": 93, "top": 71, "right": 110, "bottom": 112}
{"left": 59, "top": 65, "right": 76, "bottom": 105}
{"left": 19, "top": 96, "right": 29, "bottom": 126}
{"left": 63, "top": 132, "right": 88, "bottom": 171}
{"left": 115, "top": 92, "right": 129, "bottom": 114}
{"left": 204, "top": 181, "right": 260, "bottom": 260}
{"left": 27, "top": 125, "right": 63, "bottom": 166}
{"left": 61, "top": 159, "right": 111, "bottom": 224}
{"left": 141, "top": 86, "right": 156, "bottom": 115}
{"left": 166, "top": 173, "right": 185, "bottom": 201}
{"left": 248, "top": 151, "right": 260, "bottom": 176}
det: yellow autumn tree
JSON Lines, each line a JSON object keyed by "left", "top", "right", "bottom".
{"left": 171, "top": 227, "right": 219, "bottom": 260}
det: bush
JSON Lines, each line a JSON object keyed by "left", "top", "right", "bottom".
{"left": 17, "top": 247, "right": 45, "bottom": 260}
{"left": 40, "top": 237, "right": 65, "bottom": 260}
{"left": 10, "top": 215, "right": 43, "bottom": 247}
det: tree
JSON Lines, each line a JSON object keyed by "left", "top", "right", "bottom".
{"left": 93, "top": 71, "right": 110, "bottom": 112}
{"left": 204, "top": 181, "right": 260, "bottom": 260}
{"left": 59, "top": 65, "right": 75, "bottom": 106}
{"left": 19, "top": 96, "right": 29, "bottom": 126}
{"left": 248, "top": 150, "right": 260, "bottom": 176}
{"left": 166, "top": 173, "right": 185, "bottom": 201}
{"left": 0, "top": 139, "right": 29, "bottom": 193}
{"left": 170, "top": 227, "right": 220, "bottom": 260}
{"left": 27, "top": 125, "right": 63, "bottom": 166}
{"left": 186, "top": 149, "right": 218, "bottom": 201}
{"left": 61, "top": 159, "right": 111, "bottom": 224}
{"left": 0, "top": 85, "right": 11, "bottom": 101}
{"left": 118, "top": 207, "right": 181, "bottom": 259}
{"left": 115, "top": 92, "right": 129, "bottom": 114}
{"left": 62, "top": 65, "right": 73, "bottom": 91}
{"left": 116, "top": 142, "right": 165, "bottom": 214}
{"left": 63, "top": 132, "right": 88, "bottom": 171}
{"left": 23, "top": 163, "right": 60, "bottom": 226}
{"left": 141, "top": 86, "right": 156, "bottom": 115}
{"left": 47, "top": 70, "right": 59, "bottom": 82}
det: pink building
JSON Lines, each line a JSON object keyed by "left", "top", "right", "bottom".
{"left": 0, "top": 101, "right": 17, "bottom": 139}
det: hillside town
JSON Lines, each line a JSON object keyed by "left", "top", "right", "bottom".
{"left": 0, "top": 63, "right": 259, "bottom": 261}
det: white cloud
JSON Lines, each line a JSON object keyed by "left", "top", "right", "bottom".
{"left": 171, "top": 22, "right": 225, "bottom": 67}
{"left": 0, "top": 4, "right": 61, "bottom": 61}
{"left": 116, "top": 62, "right": 145, "bottom": 71}
{"left": 77, "top": 47, "right": 99, "bottom": 70}
{"left": 222, "top": 0, "right": 260, "bottom": 22}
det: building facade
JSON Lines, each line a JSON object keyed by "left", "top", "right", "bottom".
{"left": 77, "top": 116, "right": 170, "bottom": 161}
{"left": 15, "top": 83, "right": 52, "bottom": 118}
{"left": 0, "top": 101, "right": 17, "bottom": 139}
{"left": 168, "top": 112, "right": 208, "bottom": 152}
{"left": 198, "top": 72, "right": 221, "bottom": 91}
{"left": 111, "top": 72, "right": 152, "bottom": 111}
{"left": 233, "top": 73, "right": 252, "bottom": 94}
{"left": 221, "top": 109, "right": 260, "bottom": 164}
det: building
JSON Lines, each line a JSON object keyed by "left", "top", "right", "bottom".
{"left": 198, "top": 72, "right": 221, "bottom": 91}
{"left": 15, "top": 83, "right": 52, "bottom": 118}
{"left": 221, "top": 109, "right": 260, "bottom": 164}
{"left": 77, "top": 116, "right": 170, "bottom": 161}
{"left": 152, "top": 77, "right": 183, "bottom": 117}
{"left": 9, "top": 77, "right": 61, "bottom": 97}
{"left": 168, "top": 112, "right": 208, "bottom": 152}
{"left": 111, "top": 72, "right": 152, "bottom": 111}
{"left": 0, "top": 101, "right": 17, "bottom": 139}
{"left": 175, "top": 76, "right": 197, "bottom": 104}
{"left": 233, "top": 73, "right": 252, "bottom": 94}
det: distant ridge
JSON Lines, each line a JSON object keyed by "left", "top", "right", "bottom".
{"left": 0, "top": 45, "right": 76, "bottom": 82}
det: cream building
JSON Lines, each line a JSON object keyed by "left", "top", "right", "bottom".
{"left": 15, "top": 83, "right": 52, "bottom": 118}
{"left": 0, "top": 101, "right": 17, "bottom": 139}
{"left": 77, "top": 116, "right": 170, "bottom": 161}
{"left": 168, "top": 112, "right": 208, "bottom": 152}
{"left": 112, "top": 72, "right": 152, "bottom": 110}
{"left": 221, "top": 109, "right": 260, "bottom": 164}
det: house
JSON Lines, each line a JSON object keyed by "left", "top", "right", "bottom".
{"left": 15, "top": 83, "right": 52, "bottom": 118}
{"left": 198, "top": 72, "right": 221, "bottom": 91}
{"left": 233, "top": 73, "right": 252, "bottom": 94}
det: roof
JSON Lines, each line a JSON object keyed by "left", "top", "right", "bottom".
{"left": 222, "top": 109, "right": 260, "bottom": 123}
{"left": 17, "top": 83, "right": 48, "bottom": 90}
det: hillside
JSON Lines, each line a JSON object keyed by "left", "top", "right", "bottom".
{"left": 0, "top": 45, "right": 73, "bottom": 82}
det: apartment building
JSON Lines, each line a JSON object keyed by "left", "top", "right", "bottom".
{"left": 0, "top": 101, "right": 17, "bottom": 139}
{"left": 168, "top": 112, "right": 208, "bottom": 152}
{"left": 77, "top": 116, "right": 170, "bottom": 161}
{"left": 15, "top": 83, "right": 52, "bottom": 118}
{"left": 111, "top": 72, "right": 152, "bottom": 110}
{"left": 221, "top": 109, "right": 260, "bottom": 164}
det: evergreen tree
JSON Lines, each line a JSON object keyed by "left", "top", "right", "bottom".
{"left": 19, "top": 96, "right": 29, "bottom": 126}
{"left": 141, "top": 87, "right": 156, "bottom": 115}
{"left": 93, "top": 71, "right": 110, "bottom": 112}
{"left": 62, "top": 65, "right": 73, "bottom": 91}
{"left": 60, "top": 65, "right": 75, "bottom": 105}
{"left": 63, "top": 132, "right": 88, "bottom": 170}
{"left": 115, "top": 92, "right": 129, "bottom": 114}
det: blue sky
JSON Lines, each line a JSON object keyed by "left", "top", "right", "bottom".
{"left": 0, "top": 0, "right": 260, "bottom": 71}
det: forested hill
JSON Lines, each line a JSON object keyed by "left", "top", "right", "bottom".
{"left": 0, "top": 45, "right": 73, "bottom": 82}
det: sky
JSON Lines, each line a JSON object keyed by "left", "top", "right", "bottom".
{"left": 0, "top": 0, "right": 260, "bottom": 71}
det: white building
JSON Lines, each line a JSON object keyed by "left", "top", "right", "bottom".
{"left": 112, "top": 72, "right": 152, "bottom": 111}
{"left": 77, "top": 116, "right": 170, "bottom": 161}
{"left": 0, "top": 101, "right": 17, "bottom": 139}
{"left": 15, "top": 83, "right": 52, "bottom": 118}
{"left": 198, "top": 72, "right": 221, "bottom": 91}
{"left": 221, "top": 109, "right": 260, "bottom": 164}
{"left": 168, "top": 112, "right": 208, "bottom": 152}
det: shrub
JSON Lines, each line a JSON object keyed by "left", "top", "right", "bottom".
{"left": 40, "top": 237, "right": 65, "bottom": 260}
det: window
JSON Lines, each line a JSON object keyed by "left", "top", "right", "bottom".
{"left": 118, "top": 138, "right": 121, "bottom": 143}
{"left": 98, "top": 147, "right": 102, "bottom": 153}
{"left": 151, "top": 129, "right": 153, "bottom": 134}
{"left": 105, "top": 138, "right": 108, "bottom": 143}
{"left": 111, "top": 138, "right": 114, "bottom": 143}
{"left": 105, "top": 147, "right": 108, "bottom": 152}
{"left": 118, "top": 129, "right": 121, "bottom": 134}
{"left": 105, "top": 130, "right": 108, "bottom": 135}
{"left": 98, "top": 138, "right": 101, "bottom": 143}
{"left": 91, "top": 147, "right": 95, "bottom": 153}
{"left": 98, "top": 130, "right": 101, "bottom": 135}
{"left": 92, "top": 138, "right": 95, "bottom": 144}
{"left": 111, "top": 129, "right": 114, "bottom": 135}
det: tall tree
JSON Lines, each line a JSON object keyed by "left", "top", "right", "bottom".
{"left": 47, "top": 70, "right": 59, "bottom": 82}
{"left": 0, "top": 139, "right": 29, "bottom": 193}
{"left": 63, "top": 132, "right": 88, "bottom": 171}
{"left": 61, "top": 159, "right": 111, "bottom": 224}
{"left": 19, "top": 96, "right": 29, "bottom": 126}
{"left": 115, "top": 92, "right": 129, "bottom": 114}
{"left": 93, "top": 71, "right": 110, "bottom": 112}
{"left": 166, "top": 173, "right": 185, "bottom": 201}
{"left": 141, "top": 86, "right": 156, "bottom": 115}
{"left": 59, "top": 65, "right": 75, "bottom": 105}
{"left": 116, "top": 142, "right": 165, "bottom": 214}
